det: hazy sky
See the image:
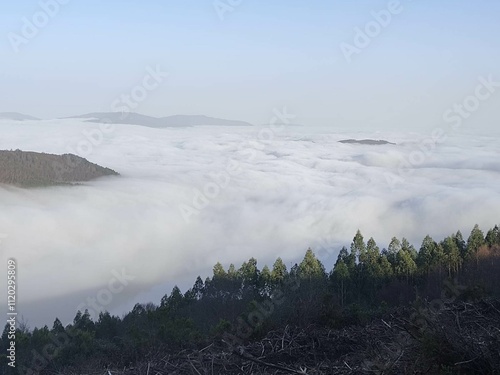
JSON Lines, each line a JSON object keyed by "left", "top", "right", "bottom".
{"left": 1, "top": 0, "right": 500, "bottom": 128}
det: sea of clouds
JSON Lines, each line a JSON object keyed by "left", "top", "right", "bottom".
{"left": 0, "top": 118, "right": 499, "bottom": 328}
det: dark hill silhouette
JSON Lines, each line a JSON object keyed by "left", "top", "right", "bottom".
{"left": 0, "top": 150, "right": 118, "bottom": 187}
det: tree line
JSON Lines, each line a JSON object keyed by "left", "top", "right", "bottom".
{"left": 1, "top": 224, "right": 499, "bottom": 374}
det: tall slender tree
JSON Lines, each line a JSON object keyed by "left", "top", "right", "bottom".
{"left": 485, "top": 225, "right": 500, "bottom": 247}
{"left": 271, "top": 257, "right": 288, "bottom": 284}
{"left": 298, "top": 248, "right": 326, "bottom": 279}
{"left": 350, "top": 230, "right": 366, "bottom": 264}
{"left": 466, "top": 224, "right": 485, "bottom": 262}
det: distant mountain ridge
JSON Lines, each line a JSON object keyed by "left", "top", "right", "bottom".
{"left": 0, "top": 150, "right": 118, "bottom": 187}
{"left": 68, "top": 112, "right": 253, "bottom": 127}
{"left": 0, "top": 112, "right": 40, "bottom": 121}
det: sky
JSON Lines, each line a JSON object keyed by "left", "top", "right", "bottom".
{"left": 1, "top": 0, "right": 500, "bottom": 128}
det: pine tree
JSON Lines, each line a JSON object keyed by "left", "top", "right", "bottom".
{"left": 338, "top": 246, "right": 355, "bottom": 272}
{"left": 239, "top": 258, "right": 260, "bottom": 296}
{"left": 333, "top": 256, "right": 350, "bottom": 306}
{"left": 271, "top": 257, "right": 288, "bottom": 284}
{"left": 213, "top": 262, "right": 227, "bottom": 279}
{"left": 485, "top": 225, "right": 500, "bottom": 247}
{"left": 73, "top": 309, "right": 94, "bottom": 332}
{"left": 466, "top": 224, "right": 485, "bottom": 261}
{"left": 387, "top": 237, "right": 401, "bottom": 268}
{"left": 441, "top": 236, "right": 461, "bottom": 277}
{"left": 395, "top": 248, "right": 417, "bottom": 282}
{"left": 240, "top": 258, "right": 259, "bottom": 282}
{"left": 227, "top": 264, "right": 238, "bottom": 279}
{"left": 401, "top": 238, "right": 417, "bottom": 260}
{"left": 259, "top": 265, "right": 272, "bottom": 296}
{"left": 378, "top": 252, "right": 393, "bottom": 278}
{"left": 298, "top": 248, "right": 326, "bottom": 279}
{"left": 192, "top": 276, "right": 205, "bottom": 300}
{"left": 51, "top": 317, "right": 65, "bottom": 334}
{"left": 417, "top": 235, "right": 438, "bottom": 274}
{"left": 161, "top": 286, "right": 184, "bottom": 312}
{"left": 365, "top": 237, "right": 381, "bottom": 277}
{"left": 454, "top": 230, "right": 466, "bottom": 257}
{"left": 350, "top": 230, "right": 366, "bottom": 264}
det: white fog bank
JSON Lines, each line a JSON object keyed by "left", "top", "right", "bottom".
{"left": 0, "top": 119, "right": 499, "bottom": 327}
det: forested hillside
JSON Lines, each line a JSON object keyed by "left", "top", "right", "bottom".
{"left": 2, "top": 224, "right": 500, "bottom": 374}
{"left": 0, "top": 150, "right": 118, "bottom": 187}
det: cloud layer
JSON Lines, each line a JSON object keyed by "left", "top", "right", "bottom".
{"left": 0, "top": 119, "right": 499, "bottom": 327}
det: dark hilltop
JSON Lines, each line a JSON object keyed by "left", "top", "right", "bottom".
{"left": 0, "top": 150, "right": 118, "bottom": 187}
